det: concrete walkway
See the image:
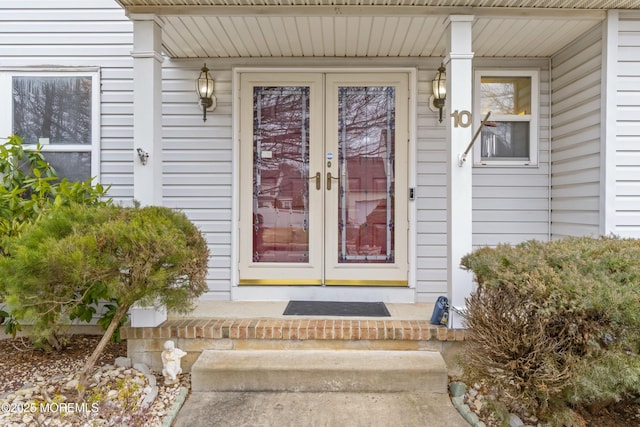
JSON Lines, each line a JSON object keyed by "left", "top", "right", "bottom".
{"left": 173, "top": 391, "right": 469, "bottom": 427}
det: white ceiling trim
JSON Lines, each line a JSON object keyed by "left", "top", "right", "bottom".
{"left": 122, "top": 5, "right": 609, "bottom": 18}
{"left": 116, "top": 0, "right": 638, "bottom": 9}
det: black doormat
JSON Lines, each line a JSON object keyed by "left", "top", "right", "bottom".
{"left": 283, "top": 300, "right": 391, "bottom": 317}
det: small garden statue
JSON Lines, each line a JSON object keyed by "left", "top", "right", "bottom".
{"left": 161, "top": 340, "right": 187, "bottom": 384}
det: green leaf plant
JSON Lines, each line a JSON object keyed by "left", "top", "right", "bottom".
{"left": 0, "top": 134, "right": 111, "bottom": 337}
{"left": 0, "top": 204, "right": 210, "bottom": 399}
{"left": 460, "top": 237, "right": 640, "bottom": 426}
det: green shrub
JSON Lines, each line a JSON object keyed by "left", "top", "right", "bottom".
{"left": 0, "top": 203, "right": 210, "bottom": 393}
{"left": 1, "top": 204, "right": 209, "bottom": 340}
{"left": 460, "top": 236, "right": 640, "bottom": 424}
{"left": 0, "top": 134, "right": 110, "bottom": 336}
{"left": 0, "top": 135, "right": 110, "bottom": 249}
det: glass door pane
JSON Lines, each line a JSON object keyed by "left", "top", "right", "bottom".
{"left": 252, "top": 86, "right": 310, "bottom": 263}
{"left": 239, "top": 73, "right": 324, "bottom": 285}
{"left": 337, "top": 86, "right": 395, "bottom": 264}
{"left": 324, "top": 73, "right": 408, "bottom": 286}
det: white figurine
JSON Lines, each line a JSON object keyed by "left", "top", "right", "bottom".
{"left": 161, "top": 340, "right": 187, "bottom": 384}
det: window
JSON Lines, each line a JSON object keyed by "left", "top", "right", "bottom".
{"left": 473, "top": 70, "right": 538, "bottom": 166}
{"left": 0, "top": 69, "right": 100, "bottom": 181}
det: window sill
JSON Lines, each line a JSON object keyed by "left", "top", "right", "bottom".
{"left": 473, "top": 161, "right": 538, "bottom": 168}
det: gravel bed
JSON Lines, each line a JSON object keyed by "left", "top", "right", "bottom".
{"left": 0, "top": 335, "right": 188, "bottom": 427}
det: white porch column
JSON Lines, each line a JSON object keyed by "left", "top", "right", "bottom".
{"left": 129, "top": 14, "right": 166, "bottom": 327}
{"left": 601, "top": 10, "right": 619, "bottom": 235}
{"left": 131, "top": 14, "right": 164, "bottom": 207}
{"left": 446, "top": 15, "right": 475, "bottom": 328}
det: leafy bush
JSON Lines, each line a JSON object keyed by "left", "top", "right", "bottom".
{"left": 460, "top": 237, "right": 640, "bottom": 425}
{"left": 0, "top": 134, "right": 110, "bottom": 250}
{"left": 0, "top": 203, "right": 210, "bottom": 392}
{"left": 0, "top": 134, "right": 110, "bottom": 336}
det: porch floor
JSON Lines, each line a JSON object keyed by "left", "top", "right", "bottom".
{"left": 121, "top": 301, "right": 466, "bottom": 343}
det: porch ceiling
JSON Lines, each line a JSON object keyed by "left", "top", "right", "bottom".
{"left": 116, "top": 0, "right": 636, "bottom": 58}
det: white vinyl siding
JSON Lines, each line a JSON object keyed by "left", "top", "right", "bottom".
{"left": 615, "top": 14, "right": 640, "bottom": 237}
{"left": 415, "top": 59, "right": 551, "bottom": 301}
{"left": 550, "top": 24, "right": 603, "bottom": 239}
{"left": 471, "top": 59, "right": 551, "bottom": 249}
{"left": 0, "top": 3, "right": 231, "bottom": 297}
{"left": 162, "top": 61, "right": 234, "bottom": 299}
{"left": 0, "top": 0, "right": 134, "bottom": 204}
{"left": 415, "top": 67, "right": 449, "bottom": 301}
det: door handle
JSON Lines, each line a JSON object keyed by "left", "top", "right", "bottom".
{"left": 326, "top": 172, "right": 339, "bottom": 191}
{"left": 310, "top": 172, "right": 321, "bottom": 190}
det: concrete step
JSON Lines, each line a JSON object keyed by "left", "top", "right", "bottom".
{"left": 191, "top": 349, "right": 448, "bottom": 393}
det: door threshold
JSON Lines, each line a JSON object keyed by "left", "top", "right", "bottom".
{"left": 231, "top": 285, "right": 415, "bottom": 303}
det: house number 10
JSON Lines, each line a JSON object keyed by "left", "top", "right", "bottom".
{"left": 451, "top": 110, "right": 472, "bottom": 128}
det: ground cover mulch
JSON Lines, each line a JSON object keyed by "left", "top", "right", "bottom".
{"left": 0, "top": 335, "right": 188, "bottom": 427}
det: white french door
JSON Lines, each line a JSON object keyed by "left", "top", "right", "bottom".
{"left": 238, "top": 72, "right": 408, "bottom": 286}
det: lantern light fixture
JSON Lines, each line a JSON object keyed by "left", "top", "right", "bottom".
{"left": 196, "top": 63, "right": 216, "bottom": 122}
{"left": 430, "top": 63, "right": 447, "bottom": 123}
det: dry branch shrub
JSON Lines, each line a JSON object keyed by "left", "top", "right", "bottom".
{"left": 461, "top": 237, "right": 640, "bottom": 425}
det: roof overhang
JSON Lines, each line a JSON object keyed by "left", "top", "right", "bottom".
{"left": 114, "top": 0, "right": 637, "bottom": 58}
{"left": 115, "top": 0, "right": 640, "bottom": 9}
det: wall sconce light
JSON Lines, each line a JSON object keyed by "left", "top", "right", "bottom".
{"left": 430, "top": 63, "right": 447, "bottom": 123}
{"left": 196, "top": 63, "right": 216, "bottom": 122}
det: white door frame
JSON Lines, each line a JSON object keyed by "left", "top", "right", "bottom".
{"left": 231, "top": 67, "right": 417, "bottom": 302}
{"left": 323, "top": 73, "right": 409, "bottom": 286}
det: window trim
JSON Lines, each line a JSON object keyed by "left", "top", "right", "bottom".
{"left": 0, "top": 67, "right": 101, "bottom": 182}
{"left": 473, "top": 69, "right": 539, "bottom": 167}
